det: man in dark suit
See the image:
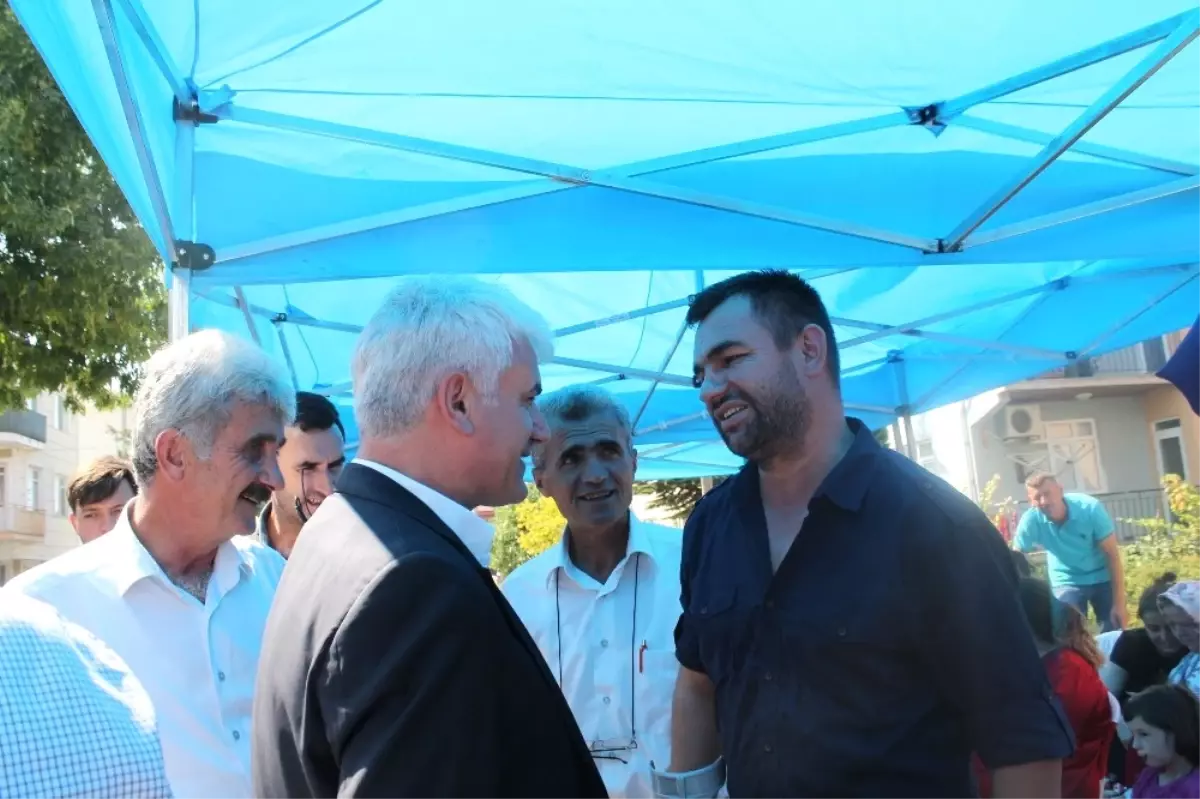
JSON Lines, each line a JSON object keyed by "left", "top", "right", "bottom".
{"left": 252, "top": 276, "right": 608, "bottom": 798}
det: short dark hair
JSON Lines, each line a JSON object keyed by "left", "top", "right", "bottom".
{"left": 1125, "top": 684, "right": 1200, "bottom": 766}
{"left": 294, "top": 392, "right": 345, "bottom": 438}
{"left": 685, "top": 270, "right": 840, "bottom": 386}
{"left": 68, "top": 456, "right": 137, "bottom": 512}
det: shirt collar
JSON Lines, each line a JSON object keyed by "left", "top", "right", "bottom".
{"left": 352, "top": 458, "right": 496, "bottom": 567}
{"left": 731, "top": 416, "right": 880, "bottom": 513}
{"left": 541, "top": 512, "right": 660, "bottom": 591}
{"left": 101, "top": 500, "right": 251, "bottom": 597}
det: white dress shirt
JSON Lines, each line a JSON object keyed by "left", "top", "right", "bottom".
{"left": 354, "top": 458, "right": 496, "bottom": 566}
{"left": 0, "top": 593, "right": 174, "bottom": 799}
{"left": 2, "top": 505, "right": 285, "bottom": 798}
{"left": 502, "top": 515, "right": 682, "bottom": 798}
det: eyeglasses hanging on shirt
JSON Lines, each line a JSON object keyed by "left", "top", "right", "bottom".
{"left": 555, "top": 552, "right": 642, "bottom": 765}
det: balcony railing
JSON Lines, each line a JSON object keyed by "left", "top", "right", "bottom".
{"left": 0, "top": 505, "right": 46, "bottom": 540}
{"left": 1032, "top": 332, "right": 1185, "bottom": 381}
{"left": 0, "top": 409, "right": 47, "bottom": 443}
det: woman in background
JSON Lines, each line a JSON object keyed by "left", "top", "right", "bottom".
{"left": 1018, "top": 578, "right": 1116, "bottom": 799}
{"left": 1157, "top": 581, "right": 1199, "bottom": 696}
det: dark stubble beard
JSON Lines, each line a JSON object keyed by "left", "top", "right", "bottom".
{"left": 721, "top": 362, "right": 810, "bottom": 463}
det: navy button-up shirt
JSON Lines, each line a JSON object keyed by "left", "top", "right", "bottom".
{"left": 675, "top": 418, "right": 1074, "bottom": 797}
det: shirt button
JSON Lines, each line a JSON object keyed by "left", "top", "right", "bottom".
{"left": 700, "top": 605, "right": 709, "bottom": 614}
{"left": 764, "top": 672, "right": 773, "bottom": 681}
{"left": 765, "top": 599, "right": 774, "bottom": 609}
{"left": 600, "top": 639, "right": 609, "bottom": 648}
{"left": 603, "top": 696, "right": 611, "bottom": 705}
{"left": 232, "top": 730, "right": 241, "bottom": 741}
{"left": 217, "top": 671, "right": 226, "bottom": 682}
{"left": 763, "top": 743, "right": 773, "bottom": 753}
{"left": 837, "top": 626, "right": 847, "bottom": 637}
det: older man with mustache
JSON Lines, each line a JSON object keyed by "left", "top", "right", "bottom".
{"left": 4, "top": 329, "right": 293, "bottom": 798}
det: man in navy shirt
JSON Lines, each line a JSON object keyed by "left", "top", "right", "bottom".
{"left": 661, "top": 270, "right": 1073, "bottom": 797}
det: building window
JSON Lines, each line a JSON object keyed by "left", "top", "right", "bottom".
{"left": 1043, "top": 418, "right": 1106, "bottom": 493}
{"left": 1153, "top": 418, "right": 1189, "bottom": 483}
{"left": 26, "top": 467, "right": 41, "bottom": 510}
{"left": 53, "top": 475, "right": 67, "bottom": 516}
{"left": 53, "top": 396, "right": 68, "bottom": 431}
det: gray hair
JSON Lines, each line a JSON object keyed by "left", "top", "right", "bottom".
{"left": 352, "top": 275, "right": 554, "bottom": 439}
{"left": 532, "top": 384, "right": 633, "bottom": 469}
{"left": 132, "top": 330, "right": 296, "bottom": 485}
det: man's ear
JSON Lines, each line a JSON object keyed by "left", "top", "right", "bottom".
{"left": 630, "top": 446, "right": 638, "bottom": 478}
{"left": 436, "top": 373, "right": 475, "bottom": 435}
{"left": 796, "top": 323, "right": 829, "bottom": 379}
{"left": 155, "top": 429, "right": 189, "bottom": 482}
{"left": 68, "top": 512, "right": 78, "bottom": 532}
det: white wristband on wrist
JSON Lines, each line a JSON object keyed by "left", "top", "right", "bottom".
{"left": 650, "top": 757, "right": 726, "bottom": 799}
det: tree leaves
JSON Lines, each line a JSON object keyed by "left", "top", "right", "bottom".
{"left": 0, "top": 6, "right": 165, "bottom": 411}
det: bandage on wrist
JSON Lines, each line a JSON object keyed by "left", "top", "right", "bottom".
{"left": 650, "top": 757, "right": 726, "bottom": 798}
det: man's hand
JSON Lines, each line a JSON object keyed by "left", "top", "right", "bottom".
{"left": 1111, "top": 604, "right": 1129, "bottom": 631}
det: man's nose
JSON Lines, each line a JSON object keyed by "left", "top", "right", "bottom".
{"left": 261, "top": 454, "right": 284, "bottom": 492}
{"left": 308, "top": 468, "right": 334, "bottom": 497}
{"left": 581, "top": 457, "right": 607, "bottom": 484}
{"left": 530, "top": 405, "right": 550, "bottom": 442}
{"left": 698, "top": 370, "right": 726, "bottom": 408}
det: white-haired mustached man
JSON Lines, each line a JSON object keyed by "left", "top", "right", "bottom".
{"left": 4, "top": 330, "right": 293, "bottom": 798}
{"left": 502, "top": 384, "right": 684, "bottom": 798}
{"left": 252, "top": 276, "right": 607, "bottom": 798}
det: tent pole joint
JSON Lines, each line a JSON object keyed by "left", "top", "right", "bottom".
{"left": 904, "top": 102, "right": 947, "bottom": 136}
{"left": 173, "top": 97, "right": 219, "bottom": 126}
{"left": 173, "top": 240, "right": 216, "bottom": 271}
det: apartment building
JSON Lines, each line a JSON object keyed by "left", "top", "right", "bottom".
{"left": 0, "top": 393, "right": 82, "bottom": 582}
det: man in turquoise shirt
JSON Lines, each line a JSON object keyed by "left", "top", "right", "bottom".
{"left": 1014, "top": 471, "right": 1128, "bottom": 632}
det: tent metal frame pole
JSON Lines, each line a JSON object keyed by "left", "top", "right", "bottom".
{"left": 91, "top": 0, "right": 176, "bottom": 265}
{"left": 634, "top": 411, "right": 709, "bottom": 437}
{"left": 274, "top": 322, "right": 301, "bottom": 390}
{"left": 224, "top": 107, "right": 931, "bottom": 253}
{"left": 214, "top": 111, "right": 909, "bottom": 265}
{"left": 834, "top": 315, "right": 1063, "bottom": 357}
{"left": 233, "top": 287, "right": 262, "bottom": 345}
{"left": 1079, "top": 272, "right": 1199, "bottom": 356}
{"left": 890, "top": 353, "right": 919, "bottom": 460}
{"left": 633, "top": 320, "right": 690, "bottom": 429}
{"left": 963, "top": 176, "right": 1200, "bottom": 249}
{"left": 551, "top": 357, "right": 693, "bottom": 387}
{"left": 942, "top": 15, "right": 1200, "bottom": 251}
{"left": 111, "top": 0, "right": 190, "bottom": 103}
{"left": 554, "top": 298, "right": 691, "bottom": 337}
{"left": 939, "top": 11, "right": 1194, "bottom": 119}
{"left": 838, "top": 283, "right": 1054, "bottom": 349}
{"left": 953, "top": 117, "right": 1199, "bottom": 177}
{"left": 169, "top": 116, "right": 194, "bottom": 342}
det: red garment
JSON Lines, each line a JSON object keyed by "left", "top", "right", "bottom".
{"left": 1044, "top": 648, "right": 1116, "bottom": 799}
{"left": 972, "top": 648, "right": 1114, "bottom": 799}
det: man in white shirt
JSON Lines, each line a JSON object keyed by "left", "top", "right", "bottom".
{"left": 4, "top": 329, "right": 294, "bottom": 798}
{"left": 1, "top": 593, "right": 173, "bottom": 798}
{"left": 503, "top": 384, "right": 683, "bottom": 798}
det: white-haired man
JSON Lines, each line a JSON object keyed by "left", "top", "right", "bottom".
{"left": 253, "top": 277, "right": 607, "bottom": 798}
{"left": 4, "top": 329, "right": 293, "bottom": 798}
{"left": 502, "top": 385, "right": 683, "bottom": 798}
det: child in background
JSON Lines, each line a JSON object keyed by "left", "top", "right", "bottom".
{"left": 1124, "top": 684, "right": 1199, "bottom": 798}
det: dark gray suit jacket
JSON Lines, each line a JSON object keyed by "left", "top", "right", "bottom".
{"left": 251, "top": 463, "right": 607, "bottom": 798}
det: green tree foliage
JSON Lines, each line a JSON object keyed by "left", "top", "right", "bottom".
{"left": 634, "top": 479, "right": 704, "bottom": 521}
{"left": 489, "top": 487, "right": 566, "bottom": 577}
{"left": 1121, "top": 475, "right": 1200, "bottom": 623}
{"left": 0, "top": 7, "right": 165, "bottom": 411}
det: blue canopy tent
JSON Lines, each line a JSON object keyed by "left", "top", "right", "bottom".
{"left": 10, "top": 1, "right": 1200, "bottom": 477}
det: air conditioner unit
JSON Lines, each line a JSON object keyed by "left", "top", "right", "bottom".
{"left": 1002, "top": 405, "right": 1044, "bottom": 440}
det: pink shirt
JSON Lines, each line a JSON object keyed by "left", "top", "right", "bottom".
{"left": 1132, "top": 766, "right": 1199, "bottom": 799}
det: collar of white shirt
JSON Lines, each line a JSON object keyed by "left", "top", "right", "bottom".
{"left": 352, "top": 458, "right": 496, "bottom": 568}
{"left": 96, "top": 502, "right": 252, "bottom": 598}
{"left": 540, "top": 512, "right": 663, "bottom": 592}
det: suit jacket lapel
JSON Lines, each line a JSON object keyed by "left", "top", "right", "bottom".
{"left": 335, "top": 464, "right": 576, "bottom": 706}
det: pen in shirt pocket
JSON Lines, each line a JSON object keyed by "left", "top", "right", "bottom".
{"left": 638, "top": 640, "right": 648, "bottom": 673}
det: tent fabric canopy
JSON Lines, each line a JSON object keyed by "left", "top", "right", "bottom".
{"left": 11, "top": 0, "right": 1200, "bottom": 477}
